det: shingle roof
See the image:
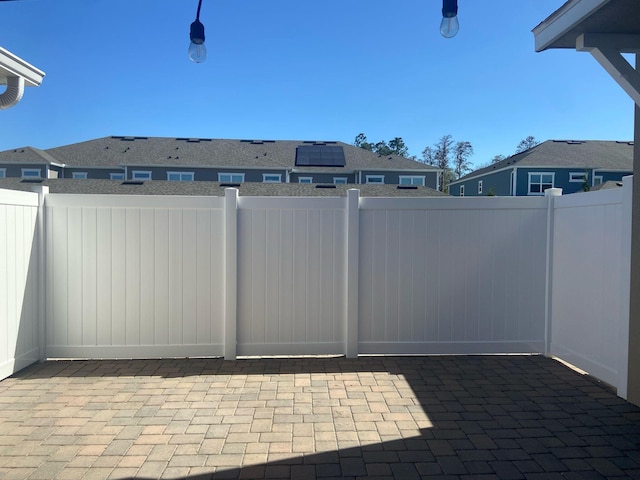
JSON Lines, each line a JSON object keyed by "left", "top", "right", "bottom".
{"left": 0, "top": 146, "right": 61, "bottom": 165}
{"left": 35, "top": 136, "right": 437, "bottom": 172}
{"left": 453, "top": 140, "right": 633, "bottom": 183}
{"left": 0, "top": 178, "right": 448, "bottom": 197}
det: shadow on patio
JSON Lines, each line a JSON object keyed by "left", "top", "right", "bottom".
{"left": 1, "top": 355, "right": 640, "bottom": 479}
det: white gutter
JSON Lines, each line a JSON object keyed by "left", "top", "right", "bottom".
{"left": 0, "top": 47, "right": 45, "bottom": 110}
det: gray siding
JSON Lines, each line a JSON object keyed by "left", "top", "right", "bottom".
{"left": 125, "top": 167, "right": 287, "bottom": 182}
{"left": 290, "top": 173, "right": 356, "bottom": 184}
{"left": 451, "top": 169, "right": 513, "bottom": 197}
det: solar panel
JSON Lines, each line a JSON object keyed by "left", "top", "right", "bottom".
{"left": 295, "top": 145, "right": 345, "bottom": 167}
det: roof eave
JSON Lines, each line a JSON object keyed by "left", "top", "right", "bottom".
{"left": 533, "top": 0, "right": 610, "bottom": 52}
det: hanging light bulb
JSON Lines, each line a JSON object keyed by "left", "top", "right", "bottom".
{"left": 188, "top": 0, "right": 207, "bottom": 63}
{"left": 440, "top": 0, "right": 459, "bottom": 38}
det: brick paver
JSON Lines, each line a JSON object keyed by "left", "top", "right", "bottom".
{"left": 0, "top": 355, "right": 639, "bottom": 479}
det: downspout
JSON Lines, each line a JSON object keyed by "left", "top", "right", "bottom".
{"left": 0, "top": 76, "right": 25, "bottom": 110}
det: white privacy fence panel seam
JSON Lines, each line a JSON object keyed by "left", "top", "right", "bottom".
{"left": 0, "top": 189, "right": 40, "bottom": 381}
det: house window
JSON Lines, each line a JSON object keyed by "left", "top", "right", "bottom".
{"left": 110, "top": 173, "right": 125, "bottom": 180}
{"left": 569, "top": 172, "right": 587, "bottom": 183}
{"left": 593, "top": 175, "right": 603, "bottom": 185}
{"left": 72, "top": 172, "right": 88, "bottom": 179}
{"left": 478, "top": 180, "right": 483, "bottom": 194}
{"left": 528, "top": 172, "right": 554, "bottom": 195}
{"left": 0, "top": 169, "right": 6, "bottom": 178}
{"left": 262, "top": 174, "right": 282, "bottom": 183}
{"left": 21, "top": 168, "right": 41, "bottom": 179}
{"left": 460, "top": 185, "right": 465, "bottom": 197}
{"left": 333, "top": 177, "right": 348, "bottom": 184}
{"left": 218, "top": 173, "right": 245, "bottom": 183}
{"left": 132, "top": 170, "right": 152, "bottom": 180}
{"left": 399, "top": 176, "right": 425, "bottom": 186}
{"left": 365, "top": 175, "right": 385, "bottom": 184}
{"left": 167, "top": 172, "right": 195, "bottom": 181}
{"left": 298, "top": 177, "right": 313, "bottom": 184}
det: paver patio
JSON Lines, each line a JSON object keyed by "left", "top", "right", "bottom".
{"left": 0, "top": 355, "right": 639, "bottom": 479}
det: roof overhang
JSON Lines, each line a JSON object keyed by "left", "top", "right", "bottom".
{"left": 533, "top": 0, "right": 640, "bottom": 106}
{"left": 533, "top": 0, "right": 640, "bottom": 52}
{"left": 0, "top": 46, "right": 45, "bottom": 87}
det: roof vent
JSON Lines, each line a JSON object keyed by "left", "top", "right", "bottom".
{"left": 397, "top": 185, "right": 418, "bottom": 190}
{"left": 122, "top": 180, "right": 144, "bottom": 185}
{"left": 316, "top": 184, "right": 337, "bottom": 189}
{"left": 21, "top": 178, "right": 44, "bottom": 184}
{"left": 566, "top": 140, "right": 584, "bottom": 145}
{"left": 220, "top": 183, "right": 241, "bottom": 187}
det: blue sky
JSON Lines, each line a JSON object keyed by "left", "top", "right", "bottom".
{"left": 1, "top": 0, "right": 634, "bottom": 167}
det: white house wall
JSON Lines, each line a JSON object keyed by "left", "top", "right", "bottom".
{"left": 0, "top": 189, "right": 40, "bottom": 380}
{"left": 45, "top": 195, "right": 226, "bottom": 359}
{"left": 551, "top": 185, "right": 631, "bottom": 395}
{"left": 358, "top": 197, "right": 549, "bottom": 354}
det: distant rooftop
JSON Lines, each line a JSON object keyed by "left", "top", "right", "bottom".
{"left": 0, "top": 178, "right": 448, "bottom": 197}
{"left": 455, "top": 140, "right": 633, "bottom": 183}
{"left": 0, "top": 136, "right": 438, "bottom": 172}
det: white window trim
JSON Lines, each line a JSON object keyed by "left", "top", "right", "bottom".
{"left": 21, "top": 168, "right": 41, "bottom": 179}
{"left": 399, "top": 175, "right": 425, "bottom": 186}
{"left": 460, "top": 185, "right": 465, "bottom": 197}
{"left": 167, "top": 171, "right": 195, "bottom": 181}
{"left": 262, "top": 174, "right": 282, "bottom": 183}
{"left": 218, "top": 173, "right": 245, "bottom": 183}
{"left": 569, "top": 172, "right": 587, "bottom": 183}
{"left": 72, "top": 172, "right": 88, "bottom": 179}
{"left": 110, "top": 172, "right": 125, "bottom": 180}
{"left": 593, "top": 175, "right": 604, "bottom": 186}
{"left": 298, "top": 177, "right": 313, "bottom": 184}
{"left": 333, "top": 177, "right": 348, "bottom": 184}
{"left": 0, "top": 168, "right": 6, "bottom": 178}
{"left": 365, "top": 175, "right": 385, "bottom": 184}
{"left": 527, "top": 172, "right": 555, "bottom": 196}
{"left": 478, "top": 180, "right": 483, "bottom": 194}
{"left": 132, "top": 170, "right": 152, "bottom": 180}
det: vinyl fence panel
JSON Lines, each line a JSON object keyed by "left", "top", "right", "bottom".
{"left": 0, "top": 189, "right": 40, "bottom": 380}
{"left": 45, "top": 195, "right": 226, "bottom": 359}
{"left": 358, "top": 197, "right": 548, "bottom": 354}
{"left": 551, "top": 186, "right": 631, "bottom": 395}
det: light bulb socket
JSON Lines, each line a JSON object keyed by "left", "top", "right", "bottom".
{"left": 190, "top": 19, "right": 205, "bottom": 44}
{"left": 442, "top": 0, "right": 458, "bottom": 18}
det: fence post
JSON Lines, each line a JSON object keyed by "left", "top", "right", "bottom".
{"left": 619, "top": 176, "right": 633, "bottom": 399}
{"left": 345, "top": 189, "right": 360, "bottom": 358}
{"left": 544, "top": 187, "right": 562, "bottom": 356}
{"left": 224, "top": 188, "right": 238, "bottom": 360}
{"left": 31, "top": 185, "right": 49, "bottom": 362}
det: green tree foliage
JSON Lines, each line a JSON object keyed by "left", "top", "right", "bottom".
{"left": 453, "top": 141, "right": 474, "bottom": 179}
{"left": 354, "top": 134, "right": 409, "bottom": 157}
{"left": 515, "top": 136, "right": 539, "bottom": 154}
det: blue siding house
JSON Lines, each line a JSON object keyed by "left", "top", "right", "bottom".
{"left": 449, "top": 140, "right": 633, "bottom": 196}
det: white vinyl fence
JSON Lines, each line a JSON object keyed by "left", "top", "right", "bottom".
{"left": 550, "top": 178, "right": 632, "bottom": 397}
{"left": 0, "top": 189, "right": 41, "bottom": 380}
{"left": 0, "top": 182, "right": 633, "bottom": 399}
